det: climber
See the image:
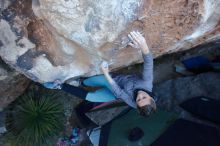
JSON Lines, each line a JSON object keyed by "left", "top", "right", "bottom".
{"left": 43, "top": 31, "right": 156, "bottom": 116}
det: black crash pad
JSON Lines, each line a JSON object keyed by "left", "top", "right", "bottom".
{"left": 150, "top": 119, "right": 220, "bottom": 146}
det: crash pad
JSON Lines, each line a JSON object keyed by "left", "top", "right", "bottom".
{"left": 102, "top": 109, "right": 178, "bottom": 146}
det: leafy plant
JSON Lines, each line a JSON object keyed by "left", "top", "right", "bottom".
{"left": 6, "top": 90, "right": 64, "bottom": 146}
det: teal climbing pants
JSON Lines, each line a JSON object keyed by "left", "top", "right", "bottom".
{"left": 83, "top": 75, "right": 116, "bottom": 102}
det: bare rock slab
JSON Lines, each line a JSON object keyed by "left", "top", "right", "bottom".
{"left": 154, "top": 72, "right": 220, "bottom": 112}
{"left": 0, "top": 59, "right": 30, "bottom": 109}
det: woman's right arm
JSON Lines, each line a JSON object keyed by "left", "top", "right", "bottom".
{"left": 128, "top": 31, "right": 153, "bottom": 89}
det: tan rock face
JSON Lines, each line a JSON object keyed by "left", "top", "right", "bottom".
{"left": 0, "top": 0, "right": 220, "bottom": 84}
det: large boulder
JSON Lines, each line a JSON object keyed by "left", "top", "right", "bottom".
{"left": 0, "top": 0, "right": 220, "bottom": 84}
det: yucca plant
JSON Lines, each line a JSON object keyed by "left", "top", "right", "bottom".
{"left": 6, "top": 90, "right": 64, "bottom": 146}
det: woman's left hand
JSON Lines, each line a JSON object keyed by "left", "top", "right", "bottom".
{"left": 100, "top": 61, "right": 109, "bottom": 73}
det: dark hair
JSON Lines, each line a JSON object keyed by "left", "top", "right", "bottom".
{"left": 137, "top": 98, "right": 156, "bottom": 117}
{"left": 133, "top": 89, "right": 155, "bottom": 101}
{"left": 134, "top": 89, "right": 157, "bottom": 117}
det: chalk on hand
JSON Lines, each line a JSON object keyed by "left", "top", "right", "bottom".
{"left": 102, "top": 61, "right": 108, "bottom": 68}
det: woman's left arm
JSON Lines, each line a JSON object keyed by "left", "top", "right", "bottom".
{"left": 100, "top": 62, "right": 137, "bottom": 108}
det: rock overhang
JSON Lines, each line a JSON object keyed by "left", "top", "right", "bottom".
{"left": 0, "top": 0, "right": 220, "bottom": 84}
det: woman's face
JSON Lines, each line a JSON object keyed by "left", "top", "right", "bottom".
{"left": 136, "top": 90, "right": 152, "bottom": 107}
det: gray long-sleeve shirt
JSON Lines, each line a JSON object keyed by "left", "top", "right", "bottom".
{"left": 110, "top": 53, "right": 153, "bottom": 108}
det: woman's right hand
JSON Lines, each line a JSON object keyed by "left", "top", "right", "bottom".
{"left": 128, "top": 31, "right": 150, "bottom": 54}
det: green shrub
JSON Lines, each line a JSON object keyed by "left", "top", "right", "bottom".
{"left": 6, "top": 90, "right": 64, "bottom": 146}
